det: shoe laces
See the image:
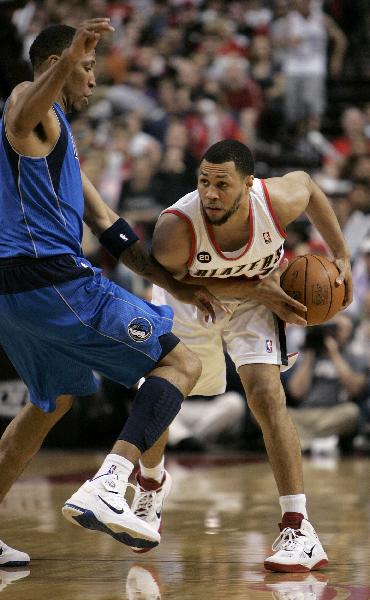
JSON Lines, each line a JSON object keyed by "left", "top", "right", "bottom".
{"left": 272, "top": 527, "right": 305, "bottom": 552}
{"left": 134, "top": 488, "right": 157, "bottom": 519}
{"left": 99, "top": 475, "right": 135, "bottom": 510}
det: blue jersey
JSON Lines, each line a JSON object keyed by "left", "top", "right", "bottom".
{"left": 0, "top": 102, "right": 84, "bottom": 258}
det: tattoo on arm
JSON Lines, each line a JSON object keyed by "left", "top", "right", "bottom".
{"left": 122, "top": 243, "right": 152, "bottom": 275}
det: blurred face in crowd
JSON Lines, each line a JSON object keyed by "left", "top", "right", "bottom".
{"left": 331, "top": 314, "right": 353, "bottom": 348}
{"left": 341, "top": 107, "right": 365, "bottom": 136}
{"left": 294, "top": 0, "right": 312, "bottom": 18}
{"left": 198, "top": 160, "right": 253, "bottom": 226}
{"left": 348, "top": 184, "right": 370, "bottom": 213}
{"left": 250, "top": 35, "right": 271, "bottom": 61}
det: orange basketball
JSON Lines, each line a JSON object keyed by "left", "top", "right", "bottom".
{"left": 280, "top": 255, "right": 345, "bottom": 325}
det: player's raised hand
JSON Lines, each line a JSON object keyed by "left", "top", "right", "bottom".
{"left": 68, "top": 18, "right": 114, "bottom": 61}
{"left": 248, "top": 259, "right": 308, "bottom": 326}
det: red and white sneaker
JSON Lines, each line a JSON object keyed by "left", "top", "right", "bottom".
{"left": 264, "top": 513, "right": 328, "bottom": 573}
{"left": 130, "top": 470, "right": 172, "bottom": 553}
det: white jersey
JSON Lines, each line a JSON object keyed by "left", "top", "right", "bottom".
{"left": 162, "top": 177, "right": 286, "bottom": 282}
{"left": 152, "top": 177, "right": 290, "bottom": 396}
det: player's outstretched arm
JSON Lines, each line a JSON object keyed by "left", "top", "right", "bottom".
{"left": 6, "top": 19, "right": 114, "bottom": 138}
{"left": 82, "top": 172, "right": 224, "bottom": 322}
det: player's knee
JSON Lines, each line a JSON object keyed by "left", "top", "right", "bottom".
{"left": 246, "top": 381, "right": 285, "bottom": 424}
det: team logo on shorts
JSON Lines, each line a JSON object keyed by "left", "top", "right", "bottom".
{"left": 197, "top": 251, "right": 212, "bottom": 263}
{"left": 265, "top": 339, "right": 273, "bottom": 353}
{"left": 128, "top": 317, "right": 153, "bottom": 342}
{"left": 263, "top": 231, "right": 272, "bottom": 244}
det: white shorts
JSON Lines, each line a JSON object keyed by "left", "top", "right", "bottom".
{"left": 152, "top": 285, "right": 289, "bottom": 396}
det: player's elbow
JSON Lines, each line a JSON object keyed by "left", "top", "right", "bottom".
{"left": 6, "top": 115, "right": 31, "bottom": 139}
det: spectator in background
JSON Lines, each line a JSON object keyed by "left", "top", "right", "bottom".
{"left": 152, "top": 119, "right": 198, "bottom": 208}
{"left": 342, "top": 183, "right": 370, "bottom": 261}
{"left": 286, "top": 315, "right": 367, "bottom": 454}
{"left": 118, "top": 155, "right": 160, "bottom": 233}
{"left": 0, "top": 0, "right": 32, "bottom": 108}
{"left": 211, "top": 55, "right": 264, "bottom": 149}
{"left": 168, "top": 354, "right": 246, "bottom": 452}
{"left": 332, "top": 107, "right": 370, "bottom": 162}
{"left": 347, "top": 238, "right": 370, "bottom": 317}
{"left": 273, "top": 0, "right": 347, "bottom": 132}
{"left": 249, "top": 34, "right": 284, "bottom": 140}
{"left": 349, "top": 289, "right": 370, "bottom": 452}
{"left": 184, "top": 97, "right": 243, "bottom": 161}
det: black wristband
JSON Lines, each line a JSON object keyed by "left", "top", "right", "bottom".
{"left": 99, "top": 218, "right": 139, "bottom": 260}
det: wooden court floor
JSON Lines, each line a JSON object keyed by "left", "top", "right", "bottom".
{"left": 1, "top": 450, "right": 369, "bottom": 600}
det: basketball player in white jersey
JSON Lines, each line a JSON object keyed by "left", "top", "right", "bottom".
{"left": 129, "top": 140, "right": 352, "bottom": 572}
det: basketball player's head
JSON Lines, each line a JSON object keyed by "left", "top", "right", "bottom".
{"left": 198, "top": 139, "right": 255, "bottom": 226}
{"left": 29, "top": 25, "right": 96, "bottom": 113}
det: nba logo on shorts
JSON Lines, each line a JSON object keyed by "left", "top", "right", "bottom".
{"left": 265, "top": 339, "right": 273, "bottom": 353}
{"left": 263, "top": 231, "right": 272, "bottom": 244}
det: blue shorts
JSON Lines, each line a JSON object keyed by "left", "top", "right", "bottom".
{"left": 0, "top": 257, "right": 176, "bottom": 413}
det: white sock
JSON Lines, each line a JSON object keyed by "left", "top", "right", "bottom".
{"left": 279, "top": 494, "right": 308, "bottom": 518}
{"left": 139, "top": 456, "right": 165, "bottom": 484}
{"left": 91, "top": 454, "right": 134, "bottom": 483}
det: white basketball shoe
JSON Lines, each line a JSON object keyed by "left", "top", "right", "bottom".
{"left": 265, "top": 516, "right": 328, "bottom": 573}
{"left": 62, "top": 473, "right": 160, "bottom": 550}
{"left": 0, "top": 541, "right": 29, "bottom": 567}
{"left": 129, "top": 470, "right": 172, "bottom": 553}
{"left": 126, "top": 565, "right": 161, "bottom": 600}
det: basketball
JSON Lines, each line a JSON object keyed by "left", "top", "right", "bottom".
{"left": 280, "top": 255, "right": 345, "bottom": 326}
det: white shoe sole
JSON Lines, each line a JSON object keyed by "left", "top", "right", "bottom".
{"left": 62, "top": 502, "right": 160, "bottom": 550}
{"left": 264, "top": 556, "right": 328, "bottom": 573}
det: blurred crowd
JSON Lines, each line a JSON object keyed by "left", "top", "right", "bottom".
{"left": 0, "top": 0, "right": 369, "bottom": 456}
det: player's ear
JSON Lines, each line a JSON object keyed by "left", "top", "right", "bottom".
{"left": 245, "top": 175, "right": 254, "bottom": 189}
{"left": 46, "top": 55, "right": 60, "bottom": 69}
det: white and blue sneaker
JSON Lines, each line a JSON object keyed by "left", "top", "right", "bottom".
{"left": 62, "top": 473, "right": 160, "bottom": 550}
{"left": 265, "top": 517, "right": 328, "bottom": 573}
{"left": 0, "top": 541, "right": 29, "bottom": 567}
{"left": 130, "top": 470, "right": 172, "bottom": 553}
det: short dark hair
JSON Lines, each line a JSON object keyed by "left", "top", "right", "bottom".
{"left": 201, "top": 139, "right": 255, "bottom": 177}
{"left": 29, "top": 25, "right": 76, "bottom": 71}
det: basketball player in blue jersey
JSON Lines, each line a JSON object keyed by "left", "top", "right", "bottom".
{"left": 129, "top": 140, "right": 353, "bottom": 573}
{"left": 0, "top": 18, "right": 225, "bottom": 565}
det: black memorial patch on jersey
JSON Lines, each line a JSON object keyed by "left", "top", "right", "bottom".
{"left": 197, "top": 251, "right": 212, "bottom": 263}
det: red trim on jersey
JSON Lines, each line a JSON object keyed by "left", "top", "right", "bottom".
{"left": 261, "top": 179, "right": 287, "bottom": 239}
{"left": 162, "top": 209, "right": 196, "bottom": 267}
{"left": 201, "top": 198, "right": 254, "bottom": 261}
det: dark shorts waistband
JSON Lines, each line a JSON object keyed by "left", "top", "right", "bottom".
{"left": 0, "top": 254, "right": 94, "bottom": 294}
